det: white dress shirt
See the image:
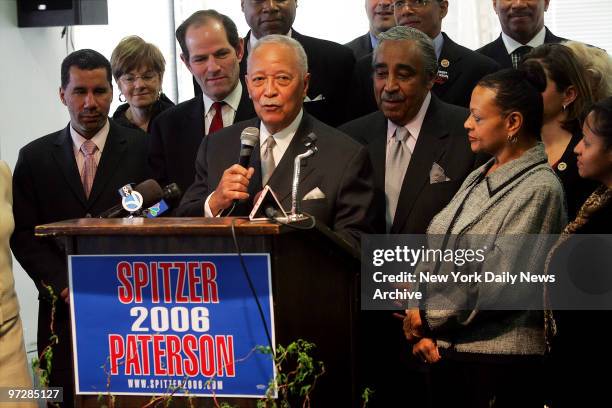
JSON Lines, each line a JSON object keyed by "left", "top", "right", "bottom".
{"left": 202, "top": 81, "right": 243, "bottom": 135}
{"left": 501, "top": 26, "right": 546, "bottom": 54}
{"left": 70, "top": 119, "right": 109, "bottom": 177}
{"left": 204, "top": 110, "right": 304, "bottom": 217}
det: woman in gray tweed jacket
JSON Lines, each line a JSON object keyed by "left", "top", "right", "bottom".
{"left": 403, "top": 68, "right": 567, "bottom": 408}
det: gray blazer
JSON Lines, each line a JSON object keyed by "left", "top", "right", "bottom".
{"left": 420, "top": 144, "right": 567, "bottom": 356}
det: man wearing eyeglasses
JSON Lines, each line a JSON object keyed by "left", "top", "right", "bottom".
{"left": 149, "top": 10, "right": 257, "bottom": 197}
{"left": 478, "top": 0, "right": 567, "bottom": 69}
{"left": 346, "top": 0, "right": 499, "bottom": 121}
{"left": 239, "top": 0, "right": 355, "bottom": 126}
{"left": 345, "top": 0, "right": 396, "bottom": 60}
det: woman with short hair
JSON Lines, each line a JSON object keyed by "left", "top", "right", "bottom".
{"left": 110, "top": 35, "right": 174, "bottom": 133}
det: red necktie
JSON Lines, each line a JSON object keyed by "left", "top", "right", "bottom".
{"left": 208, "top": 101, "right": 225, "bottom": 134}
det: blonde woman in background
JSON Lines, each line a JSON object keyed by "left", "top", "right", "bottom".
{"left": 564, "top": 41, "right": 612, "bottom": 101}
{"left": 0, "top": 161, "right": 35, "bottom": 408}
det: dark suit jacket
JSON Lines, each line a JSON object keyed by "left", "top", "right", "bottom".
{"left": 176, "top": 113, "right": 376, "bottom": 247}
{"left": 346, "top": 33, "right": 499, "bottom": 121}
{"left": 340, "top": 95, "right": 479, "bottom": 234}
{"left": 149, "top": 86, "right": 256, "bottom": 197}
{"left": 240, "top": 30, "right": 355, "bottom": 127}
{"left": 10, "top": 120, "right": 151, "bottom": 394}
{"left": 477, "top": 27, "right": 567, "bottom": 69}
{"left": 345, "top": 32, "right": 373, "bottom": 60}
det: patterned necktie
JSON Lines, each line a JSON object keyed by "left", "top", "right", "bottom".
{"left": 512, "top": 45, "right": 533, "bottom": 69}
{"left": 261, "top": 135, "right": 277, "bottom": 186}
{"left": 208, "top": 101, "right": 225, "bottom": 134}
{"left": 385, "top": 127, "right": 411, "bottom": 231}
{"left": 80, "top": 139, "right": 98, "bottom": 199}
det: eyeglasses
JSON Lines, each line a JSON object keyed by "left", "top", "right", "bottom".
{"left": 119, "top": 72, "right": 158, "bottom": 86}
{"left": 394, "top": 0, "right": 435, "bottom": 9}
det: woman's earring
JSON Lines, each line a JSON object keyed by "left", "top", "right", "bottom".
{"left": 508, "top": 133, "right": 518, "bottom": 144}
{"left": 119, "top": 93, "right": 126, "bottom": 103}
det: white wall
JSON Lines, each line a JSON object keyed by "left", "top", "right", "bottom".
{"left": 0, "top": 0, "right": 69, "bottom": 362}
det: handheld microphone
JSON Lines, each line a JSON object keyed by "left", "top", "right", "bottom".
{"left": 99, "top": 179, "right": 163, "bottom": 218}
{"left": 239, "top": 127, "right": 260, "bottom": 168}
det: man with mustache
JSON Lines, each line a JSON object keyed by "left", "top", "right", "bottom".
{"left": 345, "top": 0, "right": 396, "bottom": 60}
{"left": 347, "top": 0, "right": 499, "bottom": 120}
{"left": 239, "top": 0, "right": 355, "bottom": 126}
{"left": 11, "top": 49, "right": 151, "bottom": 407}
{"left": 340, "top": 26, "right": 480, "bottom": 406}
{"left": 176, "top": 35, "right": 376, "bottom": 249}
{"left": 150, "top": 10, "right": 256, "bottom": 197}
{"left": 478, "top": 0, "right": 567, "bottom": 69}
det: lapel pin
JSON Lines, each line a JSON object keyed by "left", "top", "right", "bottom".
{"left": 440, "top": 59, "right": 450, "bottom": 68}
{"left": 557, "top": 162, "right": 567, "bottom": 171}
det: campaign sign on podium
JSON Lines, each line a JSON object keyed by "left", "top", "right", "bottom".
{"left": 68, "top": 254, "right": 275, "bottom": 398}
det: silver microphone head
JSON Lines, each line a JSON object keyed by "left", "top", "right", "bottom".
{"left": 240, "top": 127, "right": 260, "bottom": 147}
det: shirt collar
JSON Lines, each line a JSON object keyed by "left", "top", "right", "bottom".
{"left": 369, "top": 32, "right": 379, "bottom": 50}
{"left": 249, "top": 29, "right": 293, "bottom": 52}
{"left": 478, "top": 143, "right": 548, "bottom": 194}
{"left": 387, "top": 92, "right": 432, "bottom": 142}
{"left": 70, "top": 118, "right": 109, "bottom": 153}
{"left": 501, "top": 26, "right": 546, "bottom": 54}
{"left": 260, "top": 108, "right": 303, "bottom": 148}
{"left": 432, "top": 32, "right": 444, "bottom": 60}
{"left": 202, "top": 81, "right": 243, "bottom": 115}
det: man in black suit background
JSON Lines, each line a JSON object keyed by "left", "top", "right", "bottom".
{"left": 340, "top": 26, "right": 480, "bottom": 406}
{"left": 478, "top": 0, "right": 566, "bottom": 68}
{"left": 11, "top": 49, "right": 151, "bottom": 407}
{"left": 348, "top": 0, "right": 499, "bottom": 120}
{"left": 239, "top": 0, "right": 355, "bottom": 126}
{"left": 150, "top": 10, "right": 256, "bottom": 196}
{"left": 177, "top": 35, "right": 375, "bottom": 248}
{"left": 345, "top": 0, "right": 396, "bottom": 60}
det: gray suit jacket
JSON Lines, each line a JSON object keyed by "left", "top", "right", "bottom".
{"left": 176, "top": 113, "right": 377, "bottom": 247}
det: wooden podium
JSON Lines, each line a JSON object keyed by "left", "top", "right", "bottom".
{"left": 36, "top": 217, "right": 361, "bottom": 407}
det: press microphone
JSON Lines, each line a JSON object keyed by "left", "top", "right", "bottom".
{"left": 239, "top": 127, "right": 260, "bottom": 168}
{"left": 99, "top": 179, "right": 163, "bottom": 218}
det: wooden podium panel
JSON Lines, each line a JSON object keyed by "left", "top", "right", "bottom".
{"left": 36, "top": 218, "right": 360, "bottom": 407}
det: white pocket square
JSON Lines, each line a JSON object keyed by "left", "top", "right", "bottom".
{"left": 430, "top": 162, "right": 451, "bottom": 184}
{"left": 303, "top": 187, "right": 326, "bottom": 200}
{"left": 304, "top": 94, "right": 325, "bottom": 102}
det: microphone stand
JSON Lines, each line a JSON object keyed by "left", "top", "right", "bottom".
{"left": 287, "top": 146, "right": 318, "bottom": 223}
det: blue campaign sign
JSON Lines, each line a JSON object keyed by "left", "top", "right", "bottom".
{"left": 68, "top": 254, "right": 275, "bottom": 398}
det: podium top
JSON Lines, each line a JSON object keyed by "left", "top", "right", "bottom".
{"left": 35, "top": 217, "right": 284, "bottom": 237}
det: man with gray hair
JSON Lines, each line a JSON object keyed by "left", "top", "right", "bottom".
{"left": 177, "top": 35, "right": 376, "bottom": 248}
{"left": 340, "top": 25, "right": 481, "bottom": 406}
{"left": 347, "top": 0, "right": 499, "bottom": 120}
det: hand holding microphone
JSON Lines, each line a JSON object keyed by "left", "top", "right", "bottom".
{"left": 209, "top": 127, "right": 259, "bottom": 216}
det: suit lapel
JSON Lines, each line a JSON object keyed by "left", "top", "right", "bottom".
{"left": 434, "top": 34, "right": 463, "bottom": 96}
{"left": 235, "top": 80, "right": 256, "bottom": 123}
{"left": 492, "top": 35, "right": 513, "bottom": 68}
{"left": 267, "top": 114, "right": 316, "bottom": 205}
{"left": 87, "top": 121, "right": 128, "bottom": 207}
{"left": 369, "top": 113, "right": 388, "bottom": 193}
{"left": 52, "top": 125, "right": 88, "bottom": 207}
{"left": 391, "top": 97, "right": 450, "bottom": 233}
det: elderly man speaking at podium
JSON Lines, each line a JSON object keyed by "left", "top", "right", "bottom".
{"left": 176, "top": 35, "right": 376, "bottom": 247}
